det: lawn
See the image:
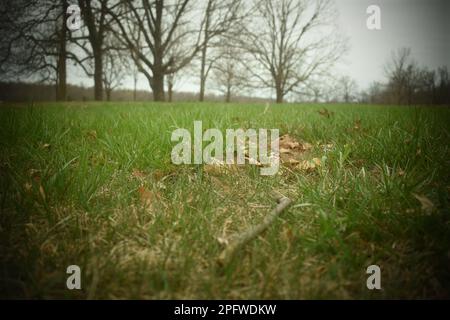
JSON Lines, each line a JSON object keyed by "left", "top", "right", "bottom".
{"left": 0, "top": 102, "right": 449, "bottom": 299}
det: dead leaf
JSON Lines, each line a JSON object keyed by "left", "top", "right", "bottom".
{"left": 132, "top": 169, "right": 146, "bottom": 179}
{"left": 302, "top": 142, "right": 313, "bottom": 151}
{"left": 138, "top": 186, "right": 158, "bottom": 207}
{"left": 312, "top": 158, "right": 322, "bottom": 166}
{"left": 279, "top": 147, "right": 293, "bottom": 154}
{"left": 281, "top": 226, "right": 294, "bottom": 243}
{"left": 296, "top": 158, "right": 322, "bottom": 171}
{"left": 287, "top": 158, "right": 300, "bottom": 166}
{"left": 279, "top": 134, "right": 312, "bottom": 152}
{"left": 297, "top": 160, "right": 315, "bottom": 171}
{"left": 413, "top": 193, "right": 434, "bottom": 215}
{"left": 279, "top": 134, "right": 301, "bottom": 150}
{"left": 275, "top": 134, "right": 317, "bottom": 171}
{"left": 153, "top": 170, "right": 165, "bottom": 181}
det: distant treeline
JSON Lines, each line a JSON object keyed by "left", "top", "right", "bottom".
{"left": 0, "top": 82, "right": 271, "bottom": 103}
{"left": 0, "top": 1, "right": 346, "bottom": 104}
{"left": 359, "top": 49, "right": 450, "bottom": 106}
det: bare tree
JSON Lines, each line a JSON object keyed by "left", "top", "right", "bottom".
{"left": 295, "top": 77, "right": 336, "bottom": 103}
{"left": 164, "top": 26, "right": 191, "bottom": 102}
{"left": 415, "top": 68, "right": 436, "bottom": 104}
{"left": 0, "top": 0, "right": 72, "bottom": 100}
{"left": 436, "top": 66, "right": 450, "bottom": 104}
{"left": 415, "top": 66, "right": 450, "bottom": 105}
{"left": 212, "top": 45, "right": 248, "bottom": 102}
{"left": 240, "top": 0, "right": 347, "bottom": 103}
{"left": 367, "top": 81, "right": 385, "bottom": 104}
{"left": 55, "top": 0, "right": 69, "bottom": 101}
{"left": 197, "top": 0, "right": 244, "bottom": 101}
{"left": 384, "top": 47, "right": 420, "bottom": 105}
{"left": 339, "top": 76, "right": 358, "bottom": 103}
{"left": 166, "top": 72, "right": 177, "bottom": 102}
{"left": 132, "top": 65, "right": 139, "bottom": 101}
{"left": 76, "top": 0, "right": 119, "bottom": 101}
{"left": 98, "top": 27, "right": 132, "bottom": 102}
{"left": 107, "top": 0, "right": 203, "bottom": 101}
{"left": 367, "top": 61, "right": 449, "bottom": 105}
{"left": 102, "top": 52, "right": 130, "bottom": 101}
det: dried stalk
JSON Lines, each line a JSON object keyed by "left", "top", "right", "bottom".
{"left": 217, "top": 196, "right": 292, "bottom": 266}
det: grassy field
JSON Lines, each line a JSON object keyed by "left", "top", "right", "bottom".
{"left": 0, "top": 102, "right": 449, "bottom": 299}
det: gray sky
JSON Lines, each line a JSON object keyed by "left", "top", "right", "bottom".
{"left": 68, "top": 0, "right": 450, "bottom": 95}
{"left": 335, "top": 0, "right": 450, "bottom": 89}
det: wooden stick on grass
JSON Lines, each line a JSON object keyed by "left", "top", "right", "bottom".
{"left": 217, "top": 196, "right": 292, "bottom": 266}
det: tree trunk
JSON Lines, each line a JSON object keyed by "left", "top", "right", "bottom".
{"left": 106, "top": 89, "right": 111, "bottom": 101}
{"left": 56, "top": 55, "right": 66, "bottom": 101}
{"left": 151, "top": 70, "right": 165, "bottom": 102}
{"left": 225, "top": 86, "right": 231, "bottom": 103}
{"left": 276, "top": 95, "right": 283, "bottom": 103}
{"left": 93, "top": 47, "right": 103, "bottom": 101}
{"left": 396, "top": 86, "right": 402, "bottom": 105}
{"left": 167, "top": 76, "right": 174, "bottom": 102}
{"left": 407, "top": 87, "right": 413, "bottom": 105}
{"left": 275, "top": 86, "right": 284, "bottom": 103}
{"left": 133, "top": 72, "right": 137, "bottom": 101}
{"left": 79, "top": 0, "right": 104, "bottom": 101}
{"left": 56, "top": 0, "right": 68, "bottom": 101}
{"left": 199, "top": 44, "right": 207, "bottom": 102}
{"left": 199, "top": 3, "right": 211, "bottom": 102}
{"left": 152, "top": 5, "right": 165, "bottom": 102}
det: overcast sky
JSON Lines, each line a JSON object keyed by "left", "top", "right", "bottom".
{"left": 334, "top": 0, "right": 450, "bottom": 89}
{"left": 68, "top": 0, "right": 450, "bottom": 95}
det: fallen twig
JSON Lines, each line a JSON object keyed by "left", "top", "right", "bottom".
{"left": 217, "top": 196, "right": 292, "bottom": 266}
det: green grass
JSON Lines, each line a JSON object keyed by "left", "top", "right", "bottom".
{"left": 0, "top": 101, "right": 449, "bottom": 299}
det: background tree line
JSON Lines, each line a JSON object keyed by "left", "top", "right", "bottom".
{"left": 0, "top": 81, "right": 273, "bottom": 103}
{"left": 360, "top": 48, "right": 450, "bottom": 105}
{"left": 0, "top": 1, "right": 448, "bottom": 105}
{"left": 0, "top": 0, "right": 348, "bottom": 104}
